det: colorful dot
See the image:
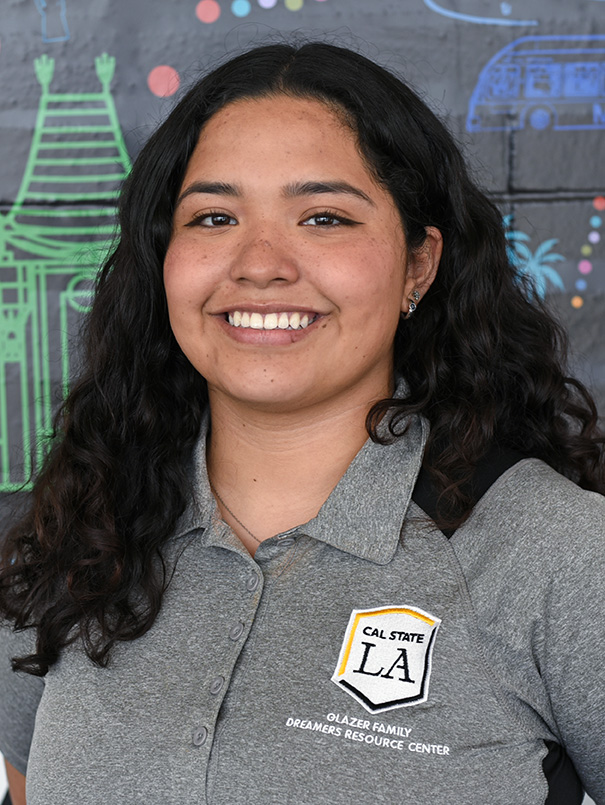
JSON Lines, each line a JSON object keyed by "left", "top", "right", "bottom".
{"left": 196, "top": 0, "right": 221, "bottom": 23}
{"left": 578, "top": 259, "right": 593, "bottom": 274}
{"left": 590, "top": 216, "right": 602, "bottom": 228}
{"left": 258, "top": 0, "right": 277, "bottom": 6}
{"left": 147, "top": 65, "right": 180, "bottom": 97}
{"left": 588, "top": 231, "right": 601, "bottom": 244}
{"left": 575, "top": 279, "right": 587, "bottom": 291}
{"left": 594, "top": 196, "right": 605, "bottom": 212}
{"left": 571, "top": 296, "right": 584, "bottom": 309}
{"left": 232, "top": 0, "right": 251, "bottom": 14}
{"left": 581, "top": 244, "right": 593, "bottom": 257}
{"left": 285, "top": 0, "right": 304, "bottom": 9}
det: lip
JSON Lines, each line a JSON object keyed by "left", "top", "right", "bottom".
{"left": 213, "top": 309, "right": 326, "bottom": 345}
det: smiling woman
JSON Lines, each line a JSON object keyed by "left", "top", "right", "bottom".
{"left": 164, "top": 94, "right": 439, "bottom": 441}
{"left": 0, "top": 42, "right": 604, "bottom": 805}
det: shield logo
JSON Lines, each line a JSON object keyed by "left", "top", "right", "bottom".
{"left": 332, "top": 605, "right": 441, "bottom": 713}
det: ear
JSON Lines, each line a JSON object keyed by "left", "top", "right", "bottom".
{"left": 401, "top": 226, "right": 443, "bottom": 315}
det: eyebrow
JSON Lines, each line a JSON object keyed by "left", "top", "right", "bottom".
{"left": 176, "top": 181, "right": 240, "bottom": 206}
{"left": 176, "top": 179, "right": 375, "bottom": 207}
{"left": 282, "top": 181, "right": 375, "bottom": 206}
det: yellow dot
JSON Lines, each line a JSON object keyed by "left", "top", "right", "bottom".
{"left": 285, "top": 0, "right": 303, "bottom": 9}
{"left": 571, "top": 296, "right": 584, "bottom": 309}
{"left": 581, "top": 244, "right": 593, "bottom": 256}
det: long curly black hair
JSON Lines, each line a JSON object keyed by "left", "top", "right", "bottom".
{"left": 2, "top": 42, "right": 603, "bottom": 675}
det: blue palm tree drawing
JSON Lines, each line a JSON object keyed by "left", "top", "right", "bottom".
{"left": 504, "top": 215, "right": 565, "bottom": 298}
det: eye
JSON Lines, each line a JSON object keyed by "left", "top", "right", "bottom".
{"left": 186, "top": 211, "right": 238, "bottom": 228}
{"left": 301, "top": 211, "right": 359, "bottom": 227}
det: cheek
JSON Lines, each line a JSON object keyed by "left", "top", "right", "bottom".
{"left": 163, "top": 244, "right": 184, "bottom": 301}
{"left": 163, "top": 243, "right": 208, "bottom": 311}
{"left": 342, "top": 248, "right": 405, "bottom": 313}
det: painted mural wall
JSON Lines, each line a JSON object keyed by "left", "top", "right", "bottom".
{"left": 0, "top": 0, "right": 604, "bottom": 491}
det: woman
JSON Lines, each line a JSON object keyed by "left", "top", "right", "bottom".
{"left": 1, "top": 42, "right": 604, "bottom": 804}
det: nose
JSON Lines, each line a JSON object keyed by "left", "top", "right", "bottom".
{"left": 229, "top": 232, "right": 299, "bottom": 288}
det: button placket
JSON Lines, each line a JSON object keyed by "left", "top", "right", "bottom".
{"left": 202, "top": 566, "right": 261, "bottom": 739}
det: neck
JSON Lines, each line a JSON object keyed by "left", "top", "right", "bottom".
{"left": 206, "top": 388, "right": 387, "bottom": 548}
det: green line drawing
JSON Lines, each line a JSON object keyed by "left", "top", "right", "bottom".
{"left": 0, "top": 53, "right": 131, "bottom": 490}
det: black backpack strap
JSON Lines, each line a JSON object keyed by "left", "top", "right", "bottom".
{"left": 543, "top": 741, "right": 584, "bottom": 804}
{"left": 411, "top": 444, "right": 525, "bottom": 538}
{"left": 412, "top": 445, "right": 583, "bottom": 804}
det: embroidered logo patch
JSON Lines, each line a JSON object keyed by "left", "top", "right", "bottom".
{"left": 332, "top": 605, "right": 441, "bottom": 713}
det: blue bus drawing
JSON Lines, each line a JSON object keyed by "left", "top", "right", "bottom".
{"left": 467, "top": 35, "right": 605, "bottom": 131}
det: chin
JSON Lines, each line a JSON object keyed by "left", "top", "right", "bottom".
{"left": 209, "top": 376, "right": 312, "bottom": 411}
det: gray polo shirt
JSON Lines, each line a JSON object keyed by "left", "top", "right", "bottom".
{"left": 1, "top": 412, "right": 605, "bottom": 804}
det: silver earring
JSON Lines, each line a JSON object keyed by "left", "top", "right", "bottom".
{"left": 405, "top": 290, "right": 420, "bottom": 319}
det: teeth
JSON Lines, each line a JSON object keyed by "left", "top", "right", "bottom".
{"left": 227, "top": 311, "right": 316, "bottom": 330}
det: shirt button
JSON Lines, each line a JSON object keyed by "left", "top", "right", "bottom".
{"left": 278, "top": 537, "right": 295, "bottom": 548}
{"left": 192, "top": 726, "right": 208, "bottom": 747}
{"left": 229, "top": 622, "right": 245, "bottom": 641}
{"left": 210, "top": 676, "right": 225, "bottom": 695}
{"left": 246, "top": 574, "right": 259, "bottom": 592}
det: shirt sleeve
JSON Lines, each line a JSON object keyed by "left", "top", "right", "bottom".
{"left": 451, "top": 462, "right": 605, "bottom": 805}
{"left": 0, "top": 623, "right": 45, "bottom": 775}
{"left": 539, "top": 490, "right": 605, "bottom": 804}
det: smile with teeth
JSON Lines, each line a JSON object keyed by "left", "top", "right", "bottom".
{"left": 227, "top": 311, "right": 317, "bottom": 330}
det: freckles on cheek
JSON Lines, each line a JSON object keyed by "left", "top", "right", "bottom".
{"left": 165, "top": 246, "right": 215, "bottom": 301}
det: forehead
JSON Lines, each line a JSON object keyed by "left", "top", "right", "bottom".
{"left": 202, "top": 93, "right": 353, "bottom": 139}
{"left": 181, "top": 94, "right": 372, "bottom": 184}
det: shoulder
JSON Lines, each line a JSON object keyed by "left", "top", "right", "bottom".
{"left": 447, "top": 459, "right": 605, "bottom": 792}
{"left": 0, "top": 625, "right": 45, "bottom": 774}
{"left": 448, "top": 458, "right": 605, "bottom": 610}
{"left": 461, "top": 457, "right": 605, "bottom": 557}
{"left": 498, "top": 457, "right": 605, "bottom": 512}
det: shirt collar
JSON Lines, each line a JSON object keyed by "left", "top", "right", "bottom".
{"left": 174, "top": 383, "right": 428, "bottom": 565}
{"left": 302, "top": 411, "right": 427, "bottom": 564}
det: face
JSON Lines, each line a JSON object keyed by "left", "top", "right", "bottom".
{"left": 164, "top": 95, "right": 441, "bottom": 415}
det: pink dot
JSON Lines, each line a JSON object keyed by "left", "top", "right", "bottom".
{"left": 588, "top": 231, "right": 601, "bottom": 244}
{"left": 147, "top": 66, "right": 180, "bottom": 97}
{"left": 594, "top": 196, "right": 605, "bottom": 212}
{"left": 196, "top": 0, "right": 221, "bottom": 22}
{"left": 578, "top": 260, "right": 593, "bottom": 275}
